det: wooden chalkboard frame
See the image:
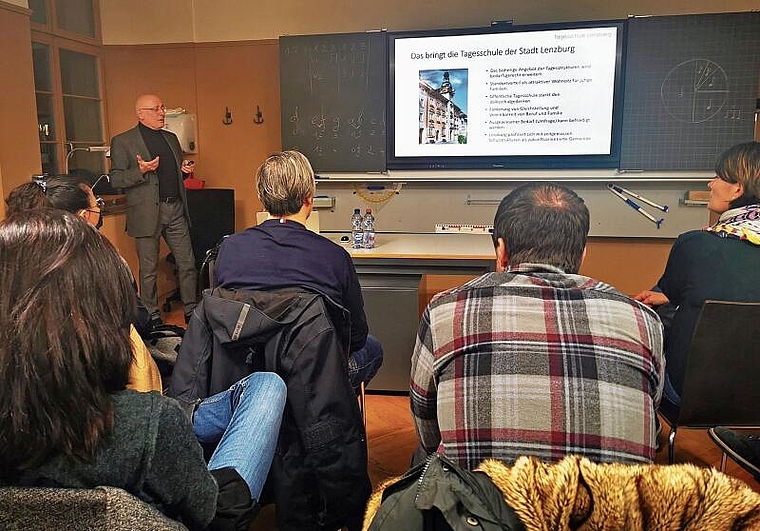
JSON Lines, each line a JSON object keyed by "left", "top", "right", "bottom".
{"left": 279, "top": 31, "right": 387, "bottom": 172}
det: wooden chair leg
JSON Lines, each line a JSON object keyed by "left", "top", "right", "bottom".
{"left": 358, "top": 381, "right": 367, "bottom": 429}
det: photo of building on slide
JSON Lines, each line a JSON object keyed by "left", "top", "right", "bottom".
{"left": 419, "top": 69, "right": 468, "bottom": 144}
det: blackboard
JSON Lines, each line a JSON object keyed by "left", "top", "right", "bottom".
{"left": 620, "top": 12, "right": 760, "bottom": 170}
{"left": 279, "top": 32, "right": 387, "bottom": 172}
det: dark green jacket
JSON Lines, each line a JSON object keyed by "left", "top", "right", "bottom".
{"left": 367, "top": 454, "right": 525, "bottom": 531}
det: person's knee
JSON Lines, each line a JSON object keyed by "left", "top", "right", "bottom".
{"left": 240, "top": 372, "right": 286, "bottom": 408}
{"left": 365, "top": 335, "right": 384, "bottom": 359}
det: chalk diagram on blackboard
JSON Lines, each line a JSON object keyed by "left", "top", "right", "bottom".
{"left": 660, "top": 58, "right": 729, "bottom": 123}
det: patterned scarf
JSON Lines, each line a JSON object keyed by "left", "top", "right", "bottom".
{"left": 704, "top": 203, "right": 760, "bottom": 245}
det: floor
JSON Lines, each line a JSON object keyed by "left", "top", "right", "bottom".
{"left": 161, "top": 308, "right": 759, "bottom": 531}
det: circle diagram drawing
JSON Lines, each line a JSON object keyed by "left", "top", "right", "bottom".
{"left": 661, "top": 58, "right": 729, "bottom": 123}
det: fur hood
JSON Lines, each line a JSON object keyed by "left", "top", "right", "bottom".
{"left": 364, "top": 455, "right": 760, "bottom": 530}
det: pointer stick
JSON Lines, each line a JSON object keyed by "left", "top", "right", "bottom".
{"left": 608, "top": 183, "right": 669, "bottom": 212}
{"left": 607, "top": 184, "right": 664, "bottom": 229}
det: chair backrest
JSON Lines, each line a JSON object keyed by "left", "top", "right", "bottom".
{"left": 198, "top": 234, "right": 230, "bottom": 291}
{"left": 0, "top": 486, "right": 187, "bottom": 531}
{"left": 677, "top": 300, "right": 760, "bottom": 427}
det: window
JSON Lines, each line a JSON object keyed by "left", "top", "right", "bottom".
{"left": 30, "top": 0, "right": 99, "bottom": 42}
{"left": 30, "top": 0, "right": 105, "bottom": 180}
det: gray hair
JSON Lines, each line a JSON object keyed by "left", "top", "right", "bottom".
{"left": 255, "top": 151, "right": 315, "bottom": 216}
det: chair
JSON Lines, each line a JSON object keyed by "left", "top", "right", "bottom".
{"left": 198, "top": 234, "right": 230, "bottom": 291}
{"left": 196, "top": 244, "right": 369, "bottom": 426}
{"left": 171, "top": 287, "right": 371, "bottom": 530}
{"left": 0, "top": 486, "right": 187, "bottom": 530}
{"left": 659, "top": 300, "right": 760, "bottom": 464}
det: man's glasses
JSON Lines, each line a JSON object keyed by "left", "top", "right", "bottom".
{"left": 139, "top": 105, "right": 167, "bottom": 113}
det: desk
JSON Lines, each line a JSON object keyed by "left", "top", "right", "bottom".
{"left": 327, "top": 233, "right": 495, "bottom": 392}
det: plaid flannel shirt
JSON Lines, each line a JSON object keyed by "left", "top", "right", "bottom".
{"left": 410, "top": 263, "right": 664, "bottom": 469}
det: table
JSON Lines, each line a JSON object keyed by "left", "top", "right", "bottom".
{"left": 327, "top": 233, "right": 495, "bottom": 392}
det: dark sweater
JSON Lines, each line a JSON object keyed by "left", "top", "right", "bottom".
{"left": 8, "top": 390, "right": 217, "bottom": 530}
{"left": 214, "top": 218, "right": 369, "bottom": 352}
{"left": 138, "top": 122, "right": 181, "bottom": 199}
{"left": 658, "top": 230, "right": 760, "bottom": 394}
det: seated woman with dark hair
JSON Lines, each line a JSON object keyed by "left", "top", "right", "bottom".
{"left": 0, "top": 209, "right": 286, "bottom": 530}
{"left": 5, "top": 176, "right": 160, "bottom": 391}
{"left": 635, "top": 141, "right": 760, "bottom": 406}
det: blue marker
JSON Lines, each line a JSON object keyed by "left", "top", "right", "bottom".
{"left": 607, "top": 183, "right": 664, "bottom": 229}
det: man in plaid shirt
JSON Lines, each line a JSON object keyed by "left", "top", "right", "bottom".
{"left": 410, "top": 183, "right": 664, "bottom": 469}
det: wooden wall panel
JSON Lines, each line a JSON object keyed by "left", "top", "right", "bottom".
{"left": 193, "top": 40, "right": 280, "bottom": 231}
{"left": 0, "top": 3, "right": 42, "bottom": 197}
{"left": 102, "top": 44, "right": 197, "bottom": 138}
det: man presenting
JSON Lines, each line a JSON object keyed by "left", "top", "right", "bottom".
{"left": 411, "top": 182, "right": 664, "bottom": 469}
{"left": 110, "top": 94, "right": 197, "bottom": 326}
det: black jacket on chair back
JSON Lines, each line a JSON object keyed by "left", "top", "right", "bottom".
{"left": 169, "top": 287, "right": 371, "bottom": 531}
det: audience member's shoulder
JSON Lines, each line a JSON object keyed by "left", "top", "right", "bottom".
{"left": 674, "top": 229, "right": 713, "bottom": 246}
{"left": 112, "top": 389, "right": 184, "bottom": 423}
{"left": 427, "top": 272, "right": 498, "bottom": 307}
{"left": 308, "top": 230, "right": 353, "bottom": 256}
{"left": 574, "top": 274, "right": 661, "bottom": 321}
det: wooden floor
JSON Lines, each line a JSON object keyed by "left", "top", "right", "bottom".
{"left": 162, "top": 309, "right": 759, "bottom": 530}
{"left": 249, "top": 393, "right": 760, "bottom": 529}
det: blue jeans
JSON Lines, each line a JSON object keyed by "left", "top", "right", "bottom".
{"left": 193, "top": 372, "right": 286, "bottom": 501}
{"left": 663, "top": 371, "right": 682, "bottom": 407}
{"left": 348, "top": 334, "right": 383, "bottom": 389}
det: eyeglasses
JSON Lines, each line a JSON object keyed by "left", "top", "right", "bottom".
{"left": 139, "top": 105, "right": 167, "bottom": 113}
{"left": 85, "top": 207, "right": 103, "bottom": 229}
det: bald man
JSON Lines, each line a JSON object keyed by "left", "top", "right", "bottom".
{"left": 110, "top": 94, "right": 197, "bottom": 326}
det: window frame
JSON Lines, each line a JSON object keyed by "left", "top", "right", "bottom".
{"left": 30, "top": 0, "right": 107, "bottom": 177}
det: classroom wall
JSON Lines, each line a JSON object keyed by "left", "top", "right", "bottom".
{"left": 5, "top": 0, "right": 754, "bottom": 300}
{"left": 98, "top": 0, "right": 753, "bottom": 297}
{"left": 99, "top": 0, "right": 760, "bottom": 44}
{"left": 102, "top": 40, "right": 279, "bottom": 233}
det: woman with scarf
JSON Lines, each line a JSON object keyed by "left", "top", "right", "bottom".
{"left": 635, "top": 141, "right": 760, "bottom": 406}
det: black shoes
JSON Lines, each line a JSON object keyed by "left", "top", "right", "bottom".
{"left": 708, "top": 427, "right": 760, "bottom": 480}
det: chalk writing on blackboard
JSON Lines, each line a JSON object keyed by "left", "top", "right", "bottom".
{"left": 280, "top": 31, "right": 386, "bottom": 172}
{"left": 660, "top": 58, "right": 729, "bottom": 123}
{"left": 289, "top": 106, "right": 300, "bottom": 136}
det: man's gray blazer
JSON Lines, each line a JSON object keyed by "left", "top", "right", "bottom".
{"left": 109, "top": 125, "right": 190, "bottom": 238}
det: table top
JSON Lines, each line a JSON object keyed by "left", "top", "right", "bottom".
{"left": 326, "top": 232, "right": 495, "bottom": 260}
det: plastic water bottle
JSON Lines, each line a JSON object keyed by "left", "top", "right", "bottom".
{"left": 362, "top": 208, "right": 376, "bottom": 249}
{"left": 351, "top": 208, "right": 363, "bottom": 249}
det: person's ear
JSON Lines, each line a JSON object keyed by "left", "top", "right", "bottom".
{"left": 303, "top": 195, "right": 314, "bottom": 218}
{"left": 733, "top": 183, "right": 745, "bottom": 202}
{"left": 495, "top": 237, "right": 509, "bottom": 272}
{"left": 580, "top": 245, "right": 587, "bottom": 269}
